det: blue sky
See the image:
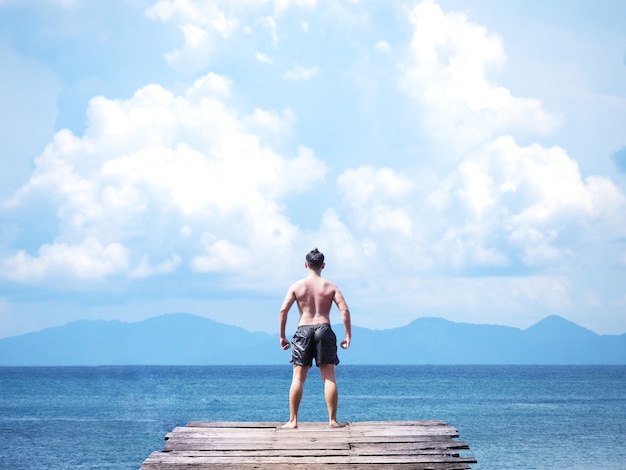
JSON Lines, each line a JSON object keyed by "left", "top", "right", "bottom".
{"left": 1, "top": 0, "right": 625, "bottom": 339}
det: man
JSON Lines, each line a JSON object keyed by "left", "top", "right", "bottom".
{"left": 279, "top": 248, "right": 352, "bottom": 429}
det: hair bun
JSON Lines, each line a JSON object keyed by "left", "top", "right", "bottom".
{"left": 306, "top": 248, "right": 324, "bottom": 267}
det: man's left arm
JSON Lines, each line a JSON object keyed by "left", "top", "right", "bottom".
{"left": 334, "top": 288, "right": 351, "bottom": 349}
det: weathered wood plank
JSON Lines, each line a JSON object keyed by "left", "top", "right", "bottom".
{"left": 154, "top": 449, "right": 463, "bottom": 458}
{"left": 167, "top": 426, "right": 460, "bottom": 438}
{"left": 143, "top": 465, "right": 472, "bottom": 470}
{"left": 164, "top": 439, "right": 352, "bottom": 451}
{"left": 185, "top": 420, "right": 451, "bottom": 429}
{"left": 162, "top": 438, "right": 470, "bottom": 452}
{"left": 185, "top": 421, "right": 280, "bottom": 428}
{"left": 144, "top": 453, "right": 477, "bottom": 464}
{"left": 141, "top": 421, "right": 477, "bottom": 469}
{"left": 142, "top": 455, "right": 473, "bottom": 470}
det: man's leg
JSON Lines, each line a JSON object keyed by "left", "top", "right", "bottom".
{"left": 281, "top": 365, "right": 309, "bottom": 429}
{"left": 320, "top": 364, "right": 345, "bottom": 428}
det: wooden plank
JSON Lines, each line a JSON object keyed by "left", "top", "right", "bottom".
{"left": 164, "top": 439, "right": 352, "bottom": 452}
{"left": 143, "top": 454, "right": 477, "bottom": 465}
{"left": 154, "top": 449, "right": 462, "bottom": 458}
{"left": 185, "top": 422, "right": 278, "bottom": 429}
{"left": 142, "top": 455, "right": 473, "bottom": 470}
{"left": 182, "top": 421, "right": 450, "bottom": 429}
{"left": 162, "top": 438, "right": 470, "bottom": 452}
{"left": 185, "top": 420, "right": 449, "bottom": 428}
{"left": 141, "top": 421, "right": 477, "bottom": 469}
{"left": 169, "top": 425, "right": 460, "bottom": 437}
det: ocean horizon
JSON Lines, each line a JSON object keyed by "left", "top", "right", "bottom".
{"left": 1, "top": 365, "right": 625, "bottom": 469}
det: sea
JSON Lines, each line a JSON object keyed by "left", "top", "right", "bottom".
{"left": 1, "top": 365, "right": 625, "bottom": 469}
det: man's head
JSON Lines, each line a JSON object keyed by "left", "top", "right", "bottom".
{"left": 305, "top": 248, "right": 325, "bottom": 270}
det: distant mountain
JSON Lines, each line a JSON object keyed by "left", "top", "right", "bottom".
{"left": 348, "top": 315, "right": 626, "bottom": 364}
{"left": 0, "top": 313, "right": 624, "bottom": 365}
{"left": 0, "top": 313, "right": 284, "bottom": 366}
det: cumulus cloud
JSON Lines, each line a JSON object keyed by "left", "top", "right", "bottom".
{"left": 325, "top": 0, "right": 624, "bottom": 279}
{"left": 446, "top": 137, "right": 626, "bottom": 268}
{"left": 3, "top": 237, "right": 130, "bottom": 284}
{"left": 401, "top": 0, "right": 560, "bottom": 153}
{"left": 146, "top": 0, "right": 238, "bottom": 38}
{"left": 146, "top": 0, "right": 239, "bottom": 71}
{"left": 145, "top": 0, "right": 318, "bottom": 71}
{"left": 2, "top": 72, "right": 326, "bottom": 286}
{"left": 335, "top": 138, "right": 626, "bottom": 275}
{"left": 338, "top": 167, "right": 414, "bottom": 237}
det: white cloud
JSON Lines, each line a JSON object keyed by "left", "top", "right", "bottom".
{"left": 338, "top": 167, "right": 414, "bottom": 237}
{"left": 338, "top": 167, "right": 413, "bottom": 206}
{"left": 2, "top": 72, "right": 326, "bottom": 286}
{"left": 308, "top": 209, "right": 378, "bottom": 281}
{"left": 401, "top": 0, "right": 560, "bottom": 153}
{"left": 484, "top": 136, "right": 626, "bottom": 240}
{"left": 146, "top": 0, "right": 238, "bottom": 72}
{"left": 255, "top": 52, "right": 273, "bottom": 64}
{"left": 145, "top": 0, "right": 318, "bottom": 71}
{"left": 374, "top": 40, "right": 390, "bottom": 53}
{"left": 146, "top": 0, "right": 238, "bottom": 37}
{"left": 164, "top": 23, "right": 213, "bottom": 71}
{"left": 192, "top": 238, "right": 248, "bottom": 272}
{"left": 258, "top": 16, "right": 279, "bottom": 45}
{"left": 274, "top": 0, "right": 316, "bottom": 14}
{"left": 129, "top": 254, "right": 182, "bottom": 279}
{"left": 2, "top": 237, "right": 130, "bottom": 284}
{"left": 283, "top": 64, "right": 320, "bottom": 80}
{"left": 333, "top": 136, "right": 626, "bottom": 276}
{"left": 243, "top": 107, "right": 295, "bottom": 140}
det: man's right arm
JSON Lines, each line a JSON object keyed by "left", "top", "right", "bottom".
{"left": 279, "top": 286, "right": 296, "bottom": 350}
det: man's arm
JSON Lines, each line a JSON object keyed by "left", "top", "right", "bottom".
{"left": 334, "top": 288, "right": 351, "bottom": 349}
{"left": 279, "top": 287, "right": 297, "bottom": 350}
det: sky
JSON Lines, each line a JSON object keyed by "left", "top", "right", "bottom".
{"left": 0, "top": 0, "right": 625, "bottom": 340}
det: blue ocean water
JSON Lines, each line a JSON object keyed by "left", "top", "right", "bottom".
{"left": 1, "top": 365, "right": 625, "bottom": 469}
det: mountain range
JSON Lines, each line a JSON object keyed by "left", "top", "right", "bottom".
{"left": 0, "top": 313, "right": 624, "bottom": 365}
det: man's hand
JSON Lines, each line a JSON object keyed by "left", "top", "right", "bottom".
{"left": 280, "top": 337, "right": 290, "bottom": 350}
{"left": 340, "top": 337, "right": 351, "bottom": 349}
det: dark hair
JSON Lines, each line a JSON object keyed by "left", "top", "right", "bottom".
{"left": 305, "top": 248, "right": 325, "bottom": 269}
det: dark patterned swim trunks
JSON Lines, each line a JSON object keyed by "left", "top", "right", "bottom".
{"left": 290, "top": 323, "right": 339, "bottom": 367}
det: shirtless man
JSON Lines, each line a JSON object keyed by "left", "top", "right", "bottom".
{"left": 279, "top": 248, "right": 352, "bottom": 429}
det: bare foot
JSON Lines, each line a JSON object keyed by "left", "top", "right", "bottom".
{"left": 279, "top": 420, "right": 298, "bottom": 429}
{"left": 329, "top": 420, "right": 347, "bottom": 428}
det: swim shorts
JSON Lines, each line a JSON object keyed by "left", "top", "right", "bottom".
{"left": 290, "top": 324, "right": 339, "bottom": 367}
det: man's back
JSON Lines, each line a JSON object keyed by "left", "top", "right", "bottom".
{"left": 291, "top": 275, "right": 344, "bottom": 326}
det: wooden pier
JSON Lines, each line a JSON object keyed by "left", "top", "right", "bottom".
{"left": 141, "top": 421, "right": 477, "bottom": 469}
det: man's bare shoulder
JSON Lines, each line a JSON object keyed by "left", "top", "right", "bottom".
{"left": 287, "top": 278, "right": 309, "bottom": 294}
{"left": 317, "top": 276, "right": 339, "bottom": 289}
{"left": 290, "top": 278, "right": 309, "bottom": 288}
